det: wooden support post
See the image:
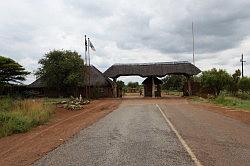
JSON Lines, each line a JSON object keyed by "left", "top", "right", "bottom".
{"left": 152, "top": 77, "right": 155, "bottom": 98}
{"left": 113, "top": 77, "right": 117, "bottom": 98}
{"left": 187, "top": 76, "right": 192, "bottom": 96}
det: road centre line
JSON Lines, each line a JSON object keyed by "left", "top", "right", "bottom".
{"left": 155, "top": 104, "right": 203, "bottom": 166}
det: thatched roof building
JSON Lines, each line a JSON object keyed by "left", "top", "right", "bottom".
{"left": 29, "top": 66, "right": 113, "bottom": 88}
{"left": 104, "top": 61, "right": 201, "bottom": 78}
{"left": 28, "top": 66, "right": 114, "bottom": 98}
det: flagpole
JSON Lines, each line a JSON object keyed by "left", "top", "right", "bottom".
{"left": 85, "top": 35, "right": 87, "bottom": 65}
{"left": 84, "top": 35, "right": 88, "bottom": 98}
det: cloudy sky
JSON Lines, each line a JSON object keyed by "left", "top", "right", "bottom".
{"left": 0, "top": 0, "right": 250, "bottom": 84}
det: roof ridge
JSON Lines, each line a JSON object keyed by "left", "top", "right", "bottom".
{"left": 113, "top": 61, "right": 190, "bottom": 66}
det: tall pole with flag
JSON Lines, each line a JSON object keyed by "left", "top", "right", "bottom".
{"left": 84, "top": 35, "right": 88, "bottom": 98}
{"left": 87, "top": 37, "right": 96, "bottom": 98}
{"left": 85, "top": 35, "right": 88, "bottom": 65}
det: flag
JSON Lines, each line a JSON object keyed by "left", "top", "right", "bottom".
{"left": 85, "top": 36, "right": 88, "bottom": 52}
{"left": 89, "top": 40, "right": 96, "bottom": 51}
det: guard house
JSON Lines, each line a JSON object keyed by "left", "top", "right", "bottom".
{"left": 104, "top": 61, "right": 201, "bottom": 98}
{"left": 142, "top": 77, "right": 162, "bottom": 97}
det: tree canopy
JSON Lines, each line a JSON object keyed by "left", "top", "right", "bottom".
{"left": 200, "top": 68, "right": 231, "bottom": 96}
{"left": 239, "top": 77, "right": 250, "bottom": 93}
{"left": 36, "top": 50, "right": 85, "bottom": 93}
{"left": 117, "top": 80, "right": 125, "bottom": 89}
{"left": 162, "top": 75, "right": 186, "bottom": 91}
{"left": 227, "top": 69, "right": 241, "bottom": 95}
{"left": 127, "top": 82, "right": 140, "bottom": 88}
{"left": 0, "top": 56, "right": 30, "bottom": 85}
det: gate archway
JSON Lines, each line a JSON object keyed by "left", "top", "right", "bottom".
{"left": 104, "top": 61, "right": 201, "bottom": 98}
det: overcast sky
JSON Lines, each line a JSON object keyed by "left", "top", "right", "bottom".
{"left": 0, "top": 0, "right": 250, "bottom": 84}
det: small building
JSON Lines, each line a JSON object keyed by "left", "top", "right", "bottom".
{"left": 28, "top": 66, "right": 114, "bottom": 98}
{"left": 142, "top": 77, "right": 162, "bottom": 97}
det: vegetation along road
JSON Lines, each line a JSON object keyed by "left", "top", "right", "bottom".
{"left": 34, "top": 97, "right": 250, "bottom": 166}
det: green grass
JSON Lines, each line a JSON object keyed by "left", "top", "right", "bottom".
{"left": 212, "top": 96, "right": 250, "bottom": 111}
{"left": 163, "top": 90, "right": 183, "bottom": 96}
{"left": 0, "top": 97, "right": 55, "bottom": 138}
{"left": 190, "top": 95, "right": 250, "bottom": 111}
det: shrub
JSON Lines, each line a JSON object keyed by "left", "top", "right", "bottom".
{"left": 239, "top": 77, "right": 250, "bottom": 93}
{"left": 200, "top": 68, "right": 231, "bottom": 96}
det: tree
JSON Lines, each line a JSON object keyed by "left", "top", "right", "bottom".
{"left": 36, "top": 50, "right": 85, "bottom": 95}
{"left": 200, "top": 68, "right": 231, "bottom": 96}
{"left": 239, "top": 77, "right": 250, "bottom": 93}
{"left": 227, "top": 69, "right": 241, "bottom": 95}
{"left": 162, "top": 75, "right": 186, "bottom": 91}
{"left": 0, "top": 56, "right": 30, "bottom": 85}
{"left": 127, "top": 82, "right": 139, "bottom": 88}
{"left": 117, "top": 80, "right": 125, "bottom": 89}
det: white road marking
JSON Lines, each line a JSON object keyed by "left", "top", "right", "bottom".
{"left": 156, "top": 104, "right": 203, "bottom": 166}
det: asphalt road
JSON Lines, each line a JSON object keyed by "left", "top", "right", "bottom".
{"left": 34, "top": 98, "right": 250, "bottom": 166}
{"left": 34, "top": 100, "right": 195, "bottom": 166}
{"left": 161, "top": 99, "right": 250, "bottom": 166}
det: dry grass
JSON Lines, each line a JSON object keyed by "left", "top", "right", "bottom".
{"left": 0, "top": 98, "right": 55, "bottom": 138}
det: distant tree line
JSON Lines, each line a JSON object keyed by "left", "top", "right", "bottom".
{"left": 162, "top": 68, "right": 250, "bottom": 98}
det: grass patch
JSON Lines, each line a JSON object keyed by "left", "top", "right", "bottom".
{"left": 0, "top": 98, "right": 55, "bottom": 138}
{"left": 212, "top": 96, "right": 250, "bottom": 111}
{"left": 163, "top": 90, "right": 183, "bottom": 96}
{"left": 189, "top": 95, "right": 250, "bottom": 111}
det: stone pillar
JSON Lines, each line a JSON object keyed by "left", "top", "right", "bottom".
{"left": 113, "top": 77, "right": 117, "bottom": 98}
{"left": 187, "top": 76, "right": 192, "bottom": 96}
{"left": 152, "top": 77, "right": 155, "bottom": 98}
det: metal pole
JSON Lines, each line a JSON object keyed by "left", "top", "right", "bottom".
{"left": 88, "top": 38, "right": 91, "bottom": 98}
{"left": 240, "top": 53, "right": 246, "bottom": 77}
{"left": 84, "top": 35, "right": 87, "bottom": 98}
{"left": 192, "top": 22, "right": 195, "bottom": 65}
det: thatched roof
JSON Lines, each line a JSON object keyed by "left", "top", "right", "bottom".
{"left": 28, "top": 77, "right": 46, "bottom": 88}
{"left": 104, "top": 61, "right": 201, "bottom": 78}
{"left": 85, "top": 65, "right": 114, "bottom": 86}
{"left": 28, "top": 66, "right": 113, "bottom": 88}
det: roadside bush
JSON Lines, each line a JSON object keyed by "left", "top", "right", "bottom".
{"left": 226, "top": 69, "right": 241, "bottom": 96}
{"left": 239, "top": 77, "right": 250, "bottom": 93}
{"left": 237, "top": 93, "right": 250, "bottom": 100}
{"left": 200, "top": 68, "right": 231, "bottom": 96}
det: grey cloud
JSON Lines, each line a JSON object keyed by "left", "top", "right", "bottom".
{"left": 0, "top": 0, "right": 250, "bottom": 84}
{"left": 104, "top": 0, "right": 250, "bottom": 55}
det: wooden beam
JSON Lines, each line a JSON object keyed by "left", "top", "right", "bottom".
{"left": 113, "top": 77, "right": 117, "bottom": 98}
{"left": 152, "top": 77, "right": 155, "bottom": 98}
{"left": 187, "top": 76, "right": 192, "bottom": 96}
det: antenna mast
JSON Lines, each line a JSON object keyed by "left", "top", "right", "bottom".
{"left": 192, "top": 22, "right": 195, "bottom": 65}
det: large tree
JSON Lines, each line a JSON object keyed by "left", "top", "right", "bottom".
{"left": 127, "top": 82, "right": 139, "bottom": 88}
{"left": 239, "top": 77, "right": 250, "bottom": 93}
{"left": 36, "top": 50, "right": 85, "bottom": 94}
{"left": 227, "top": 69, "right": 241, "bottom": 95}
{"left": 162, "top": 75, "right": 186, "bottom": 91}
{"left": 0, "top": 56, "right": 30, "bottom": 85}
{"left": 200, "top": 68, "right": 231, "bottom": 96}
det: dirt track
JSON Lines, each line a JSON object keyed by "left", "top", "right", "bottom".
{"left": 0, "top": 99, "right": 121, "bottom": 166}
